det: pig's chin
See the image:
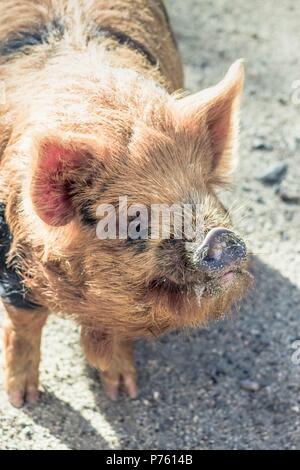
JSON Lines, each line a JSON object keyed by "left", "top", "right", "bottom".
{"left": 147, "top": 267, "right": 250, "bottom": 304}
{"left": 191, "top": 269, "right": 252, "bottom": 322}
{"left": 142, "top": 267, "right": 251, "bottom": 333}
{"left": 198, "top": 268, "right": 248, "bottom": 297}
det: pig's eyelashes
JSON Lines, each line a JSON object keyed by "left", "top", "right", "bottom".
{"left": 124, "top": 238, "right": 148, "bottom": 254}
{"left": 0, "top": 18, "right": 65, "bottom": 58}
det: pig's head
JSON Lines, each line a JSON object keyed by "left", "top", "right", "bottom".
{"left": 23, "top": 60, "right": 251, "bottom": 353}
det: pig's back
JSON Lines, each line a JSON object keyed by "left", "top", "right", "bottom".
{"left": 0, "top": 0, "right": 183, "bottom": 92}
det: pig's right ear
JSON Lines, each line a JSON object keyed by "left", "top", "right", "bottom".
{"left": 176, "top": 60, "right": 245, "bottom": 182}
{"left": 30, "top": 136, "right": 104, "bottom": 227}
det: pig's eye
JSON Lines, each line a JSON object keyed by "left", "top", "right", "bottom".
{"left": 125, "top": 215, "right": 148, "bottom": 253}
{"left": 125, "top": 237, "right": 148, "bottom": 253}
{"left": 126, "top": 226, "right": 149, "bottom": 243}
{"left": 127, "top": 215, "right": 149, "bottom": 239}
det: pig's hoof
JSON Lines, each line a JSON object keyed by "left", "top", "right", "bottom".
{"left": 100, "top": 371, "right": 138, "bottom": 401}
{"left": 7, "top": 382, "right": 39, "bottom": 408}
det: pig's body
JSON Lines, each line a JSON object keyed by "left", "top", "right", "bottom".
{"left": 0, "top": 1, "right": 250, "bottom": 408}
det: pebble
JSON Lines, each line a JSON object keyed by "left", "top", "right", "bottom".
{"left": 291, "top": 405, "right": 300, "bottom": 413}
{"left": 252, "top": 136, "right": 274, "bottom": 151}
{"left": 256, "top": 196, "right": 265, "bottom": 204}
{"left": 240, "top": 379, "right": 260, "bottom": 392}
{"left": 279, "top": 182, "right": 300, "bottom": 205}
{"left": 258, "top": 163, "right": 288, "bottom": 185}
{"left": 278, "top": 97, "right": 288, "bottom": 106}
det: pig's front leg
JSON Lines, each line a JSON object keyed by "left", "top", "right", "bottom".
{"left": 100, "top": 339, "right": 137, "bottom": 401}
{"left": 2, "top": 303, "right": 48, "bottom": 408}
{"left": 81, "top": 328, "right": 137, "bottom": 401}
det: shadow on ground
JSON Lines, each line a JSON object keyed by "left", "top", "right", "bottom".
{"left": 20, "top": 257, "right": 300, "bottom": 450}
{"left": 22, "top": 391, "right": 109, "bottom": 450}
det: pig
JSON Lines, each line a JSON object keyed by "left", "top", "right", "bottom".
{"left": 0, "top": 0, "right": 251, "bottom": 407}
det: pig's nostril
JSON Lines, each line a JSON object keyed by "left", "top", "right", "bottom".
{"left": 205, "top": 244, "right": 223, "bottom": 262}
{"left": 197, "top": 228, "right": 247, "bottom": 273}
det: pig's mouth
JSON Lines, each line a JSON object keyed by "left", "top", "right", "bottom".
{"left": 201, "top": 266, "right": 249, "bottom": 295}
{"left": 147, "top": 226, "right": 250, "bottom": 301}
{"left": 147, "top": 263, "right": 249, "bottom": 300}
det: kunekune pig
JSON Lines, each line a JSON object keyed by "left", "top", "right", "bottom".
{"left": 0, "top": 0, "right": 251, "bottom": 407}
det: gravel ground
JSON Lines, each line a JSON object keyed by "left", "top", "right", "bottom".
{"left": 1, "top": 0, "right": 300, "bottom": 450}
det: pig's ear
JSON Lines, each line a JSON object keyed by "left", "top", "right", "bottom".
{"left": 31, "top": 136, "right": 101, "bottom": 227}
{"left": 178, "top": 60, "right": 245, "bottom": 181}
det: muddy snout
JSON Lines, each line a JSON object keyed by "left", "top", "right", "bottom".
{"left": 195, "top": 228, "right": 247, "bottom": 276}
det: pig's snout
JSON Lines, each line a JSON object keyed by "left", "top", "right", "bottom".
{"left": 196, "top": 228, "right": 247, "bottom": 275}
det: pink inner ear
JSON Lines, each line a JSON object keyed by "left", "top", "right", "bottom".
{"left": 32, "top": 142, "right": 83, "bottom": 227}
{"left": 209, "top": 109, "right": 232, "bottom": 168}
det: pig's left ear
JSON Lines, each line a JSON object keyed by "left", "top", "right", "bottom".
{"left": 30, "top": 135, "right": 105, "bottom": 227}
{"left": 177, "top": 60, "right": 245, "bottom": 182}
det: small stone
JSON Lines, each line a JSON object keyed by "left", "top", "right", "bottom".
{"left": 258, "top": 163, "right": 288, "bottom": 185}
{"left": 279, "top": 182, "right": 300, "bottom": 205}
{"left": 291, "top": 405, "right": 300, "bottom": 413}
{"left": 153, "top": 391, "right": 160, "bottom": 401}
{"left": 240, "top": 379, "right": 260, "bottom": 392}
{"left": 256, "top": 196, "right": 265, "bottom": 204}
{"left": 279, "top": 191, "right": 300, "bottom": 205}
{"left": 278, "top": 97, "right": 288, "bottom": 106}
{"left": 252, "top": 136, "right": 273, "bottom": 151}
